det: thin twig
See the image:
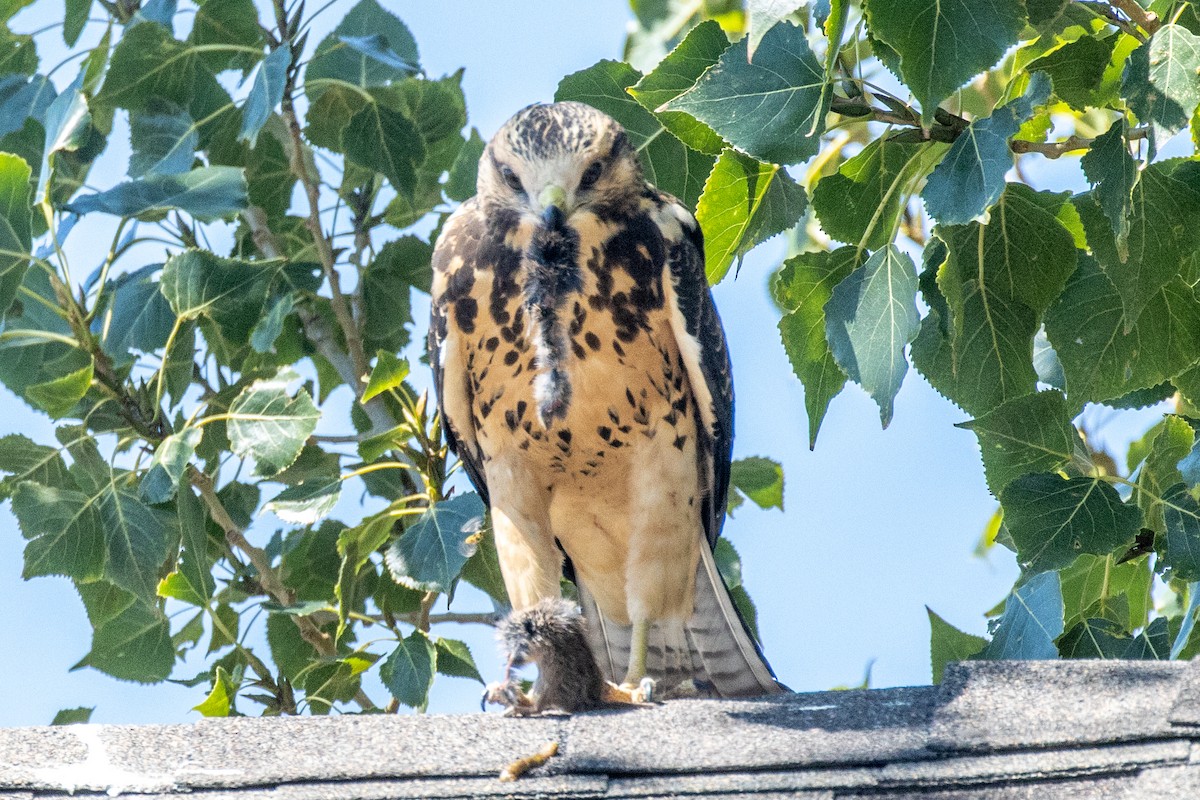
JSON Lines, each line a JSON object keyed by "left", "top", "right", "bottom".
{"left": 1111, "top": 0, "right": 1161, "bottom": 35}
{"left": 1078, "top": 1, "right": 1146, "bottom": 40}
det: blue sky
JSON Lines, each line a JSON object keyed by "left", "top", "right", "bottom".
{"left": 0, "top": 1, "right": 1167, "bottom": 725}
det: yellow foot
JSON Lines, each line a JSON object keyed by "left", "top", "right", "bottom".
{"left": 602, "top": 678, "right": 657, "bottom": 705}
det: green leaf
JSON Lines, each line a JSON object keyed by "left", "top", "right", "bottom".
{"left": 12, "top": 482, "right": 104, "bottom": 583}
{"left": 170, "top": 486, "right": 215, "bottom": 605}
{"left": 957, "top": 390, "right": 1077, "bottom": 496}
{"left": 189, "top": 0, "right": 264, "bottom": 74}
{"left": 1162, "top": 483, "right": 1200, "bottom": 582}
{"left": 239, "top": 45, "right": 290, "bottom": 148}
{"left": 773, "top": 247, "right": 862, "bottom": 448}
{"left": 0, "top": 74, "right": 54, "bottom": 140}
{"left": 226, "top": 371, "right": 321, "bottom": 476}
{"left": 100, "top": 481, "right": 180, "bottom": 601}
{"left": 435, "top": 637, "right": 483, "bottom": 683}
{"left": 728, "top": 456, "right": 784, "bottom": 511}
{"left": 63, "top": 0, "right": 92, "bottom": 47}
{"left": 1058, "top": 617, "right": 1130, "bottom": 658}
{"left": 128, "top": 105, "right": 197, "bottom": 177}
{"left": 160, "top": 250, "right": 279, "bottom": 346}
{"left": 341, "top": 102, "right": 424, "bottom": 198}
{"left": 304, "top": 0, "right": 419, "bottom": 97}
{"left": 663, "top": 21, "right": 827, "bottom": 164}
{"left": 445, "top": 127, "right": 483, "bottom": 202}
{"left": 1129, "top": 25, "right": 1200, "bottom": 146}
{"left": 387, "top": 492, "right": 485, "bottom": 593}
{"left": 192, "top": 666, "right": 236, "bottom": 717}
{"left": 922, "top": 73, "right": 1050, "bottom": 225}
{"left": 981, "top": 570, "right": 1063, "bottom": 659}
{"left": 812, "top": 137, "right": 945, "bottom": 251}
{"left": 75, "top": 600, "right": 174, "bottom": 683}
{"left": 249, "top": 292, "right": 296, "bottom": 354}
{"left": 362, "top": 351, "right": 410, "bottom": 403}
{"left": 696, "top": 150, "right": 806, "bottom": 284}
{"left": 1124, "top": 616, "right": 1170, "bottom": 660}
{"left": 76, "top": 580, "right": 135, "bottom": 629}
{"left": 1134, "top": 415, "right": 1193, "bottom": 533}
{"left": 95, "top": 263, "right": 177, "bottom": 364}
{"left": 303, "top": 84, "right": 366, "bottom": 153}
{"left": 139, "top": 426, "right": 202, "bottom": 504}
{"left": 0, "top": 152, "right": 32, "bottom": 317}
{"left": 26, "top": 359, "right": 92, "bottom": 419}
{"left": 267, "top": 478, "right": 341, "bottom": 526}
{"left": 51, "top": 706, "right": 93, "bottom": 725}
{"left": 1028, "top": 35, "right": 1115, "bottom": 112}
{"left": 95, "top": 21, "right": 218, "bottom": 113}
{"left": 1000, "top": 474, "right": 1142, "bottom": 573}
{"left": 280, "top": 521, "right": 341, "bottom": 602}
{"left": 628, "top": 20, "right": 729, "bottom": 154}
{"left": 745, "top": 2, "right": 804, "bottom": 61}
{"left": 824, "top": 245, "right": 919, "bottom": 427}
{"left": 362, "top": 236, "right": 430, "bottom": 352}
{"left": 68, "top": 166, "right": 247, "bottom": 221}
{"left": 1060, "top": 553, "right": 1152, "bottom": 633}
{"left": 928, "top": 608, "right": 986, "bottom": 683}
{"left": 1080, "top": 120, "right": 1138, "bottom": 250}
{"left": 863, "top": 0, "right": 1026, "bottom": 123}
{"left": 1171, "top": 582, "right": 1200, "bottom": 659}
{"left": 380, "top": 629, "right": 436, "bottom": 709}
{"left": 556, "top": 60, "right": 714, "bottom": 210}
{"left": 339, "top": 33, "right": 420, "bottom": 74}
{"left": 0, "top": 433, "right": 71, "bottom": 498}
{"left": 1044, "top": 255, "right": 1200, "bottom": 407}
{"left": 1074, "top": 163, "right": 1200, "bottom": 327}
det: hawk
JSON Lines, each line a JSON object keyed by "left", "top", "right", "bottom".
{"left": 430, "top": 102, "right": 783, "bottom": 698}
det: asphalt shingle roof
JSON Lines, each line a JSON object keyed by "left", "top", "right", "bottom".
{"left": 2, "top": 660, "right": 1199, "bottom": 798}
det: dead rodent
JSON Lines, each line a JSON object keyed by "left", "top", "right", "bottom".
{"left": 494, "top": 598, "right": 607, "bottom": 714}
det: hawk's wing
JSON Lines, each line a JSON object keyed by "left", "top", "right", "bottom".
{"left": 429, "top": 199, "right": 490, "bottom": 507}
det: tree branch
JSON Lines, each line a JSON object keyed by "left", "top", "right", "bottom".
{"left": 1110, "top": 0, "right": 1161, "bottom": 36}
{"left": 1078, "top": 1, "right": 1146, "bottom": 40}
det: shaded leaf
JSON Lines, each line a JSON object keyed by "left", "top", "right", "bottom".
{"left": 239, "top": 45, "right": 290, "bottom": 148}
{"left": 362, "top": 351, "right": 410, "bottom": 404}
{"left": 958, "top": 390, "right": 1077, "bottom": 496}
{"left": 139, "top": 426, "right": 202, "bottom": 504}
{"left": 1058, "top": 617, "right": 1130, "bottom": 658}
{"left": 380, "top": 629, "right": 436, "bottom": 709}
{"left": 305, "top": 0, "right": 419, "bottom": 97}
{"left": 68, "top": 166, "right": 247, "bottom": 221}
{"left": 445, "top": 127, "right": 483, "bottom": 202}
{"left": 387, "top": 492, "right": 485, "bottom": 593}
{"left": 664, "top": 21, "right": 827, "bottom": 164}
{"left": 863, "top": 0, "right": 1026, "bottom": 123}
{"left": 981, "top": 570, "right": 1063, "bottom": 659}
{"left": 1080, "top": 120, "right": 1138, "bottom": 250}
{"left": 1028, "top": 35, "right": 1115, "bottom": 112}
{"left": 1001, "top": 474, "right": 1142, "bottom": 573}
{"left": 1162, "top": 482, "right": 1200, "bottom": 582}
{"left": 435, "top": 637, "right": 483, "bottom": 683}
{"left": 128, "top": 104, "right": 197, "bottom": 177}
{"left": 928, "top": 608, "right": 986, "bottom": 683}
{"left": 728, "top": 456, "right": 784, "bottom": 511}
{"left": 75, "top": 600, "right": 174, "bottom": 683}
{"left": 342, "top": 102, "right": 424, "bottom": 198}
{"left": 267, "top": 478, "right": 342, "bottom": 526}
{"left": 824, "top": 245, "right": 919, "bottom": 427}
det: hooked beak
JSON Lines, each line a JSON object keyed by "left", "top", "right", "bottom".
{"left": 539, "top": 184, "right": 567, "bottom": 229}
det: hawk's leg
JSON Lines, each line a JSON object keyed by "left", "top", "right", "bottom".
{"left": 490, "top": 497, "right": 561, "bottom": 611}
{"left": 622, "top": 619, "right": 650, "bottom": 687}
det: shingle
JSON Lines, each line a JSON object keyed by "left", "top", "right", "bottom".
{"left": 1168, "top": 660, "right": 1200, "bottom": 727}
{"left": 929, "top": 661, "right": 1188, "bottom": 752}
{"left": 130, "top": 775, "right": 609, "bottom": 800}
{"left": 564, "top": 686, "right": 938, "bottom": 773}
{"left": 609, "top": 767, "right": 881, "bottom": 796}
{"left": 1125, "top": 764, "right": 1200, "bottom": 798}
{"left": 840, "top": 774, "right": 1133, "bottom": 799}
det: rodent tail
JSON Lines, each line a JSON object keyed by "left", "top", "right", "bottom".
{"left": 578, "top": 544, "right": 786, "bottom": 697}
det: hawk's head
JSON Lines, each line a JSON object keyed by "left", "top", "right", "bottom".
{"left": 479, "top": 102, "right": 642, "bottom": 225}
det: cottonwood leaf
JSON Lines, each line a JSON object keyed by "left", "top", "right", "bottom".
{"left": 171, "top": 486, "right": 214, "bottom": 605}
{"left": 0, "top": 434, "right": 71, "bottom": 498}
{"left": 159, "top": 250, "right": 279, "bottom": 346}
{"left": 445, "top": 127, "right": 483, "bottom": 202}
{"left": 774, "top": 247, "right": 862, "bottom": 447}
{"left": 68, "top": 166, "right": 248, "bottom": 221}
{"left": 812, "top": 137, "right": 945, "bottom": 250}
{"left": 128, "top": 105, "right": 197, "bottom": 178}
{"left": 435, "top": 637, "right": 483, "bottom": 683}
{"left": 380, "top": 629, "right": 436, "bottom": 709}
{"left": 74, "top": 600, "right": 174, "bottom": 683}
{"left": 1058, "top": 617, "right": 1130, "bottom": 658}
{"left": 387, "top": 492, "right": 485, "bottom": 593}
{"left": 0, "top": 152, "right": 31, "bottom": 317}
{"left": 26, "top": 360, "right": 93, "bottom": 419}
{"left": 1000, "top": 473, "right": 1142, "bottom": 573}
{"left": 824, "top": 245, "right": 919, "bottom": 427}
{"left": 267, "top": 478, "right": 342, "bottom": 526}
{"left": 556, "top": 60, "right": 713, "bottom": 210}
{"left": 746, "top": 1, "right": 804, "bottom": 61}
{"left": 863, "top": 0, "right": 1026, "bottom": 124}
{"left": 729, "top": 456, "right": 784, "bottom": 511}
{"left": 957, "top": 390, "right": 1077, "bottom": 496}
{"left": 1060, "top": 553, "right": 1152, "bottom": 633}
{"left": 1080, "top": 120, "right": 1138, "bottom": 251}
{"left": 1028, "top": 35, "right": 1114, "bottom": 112}
{"left": 1162, "top": 482, "right": 1200, "bottom": 582}
{"left": 362, "top": 351, "right": 410, "bottom": 404}
{"left": 239, "top": 45, "right": 290, "bottom": 148}
{"left": 12, "top": 482, "right": 105, "bottom": 583}
{"left": 981, "top": 570, "right": 1063, "bottom": 659}
{"left": 928, "top": 608, "right": 986, "bottom": 683}
{"left": 1073, "top": 163, "right": 1200, "bottom": 328}
{"left": 226, "top": 371, "right": 321, "bottom": 476}
{"left": 1044, "top": 255, "right": 1200, "bottom": 408}
{"left": 94, "top": 263, "right": 176, "bottom": 364}
{"left": 628, "top": 20, "right": 729, "bottom": 154}
{"left": 139, "top": 426, "right": 201, "bottom": 504}
{"left": 341, "top": 102, "right": 424, "bottom": 198}
{"left": 696, "top": 149, "right": 806, "bottom": 284}
{"left": 1125, "top": 25, "right": 1200, "bottom": 149}
{"left": 1124, "top": 617, "right": 1170, "bottom": 660}
{"left": 304, "top": 0, "right": 419, "bottom": 98}
{"left": 664, "top": 21, "right": 827, "bottom": 164}
{"left": 1134, "top": 415, "right": 1193, "bottom": 533}
{"left": 922, "top": 73, "right": 1050, "bottom": 225}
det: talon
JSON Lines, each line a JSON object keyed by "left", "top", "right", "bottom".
{"left": 636, "top": 676, "right": 656, "bottom": 704}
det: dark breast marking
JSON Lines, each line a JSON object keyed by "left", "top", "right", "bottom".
{"left": 588, "top": 211, "right": 667, "bottom": 345}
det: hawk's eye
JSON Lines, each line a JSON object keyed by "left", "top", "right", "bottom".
{"left": 500, "top": 165, "right": 523, "bottom": 193}
{"left": 579, "top": 161, "right": 603, "bottom": 190}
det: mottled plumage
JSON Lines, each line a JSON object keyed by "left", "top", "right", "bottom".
{"left": 430, "top": 101, "right": 782, "bottom": 698}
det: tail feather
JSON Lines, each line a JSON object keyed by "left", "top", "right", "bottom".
{"left": 577, "top": 545, "right": 785, "bottom": 697}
